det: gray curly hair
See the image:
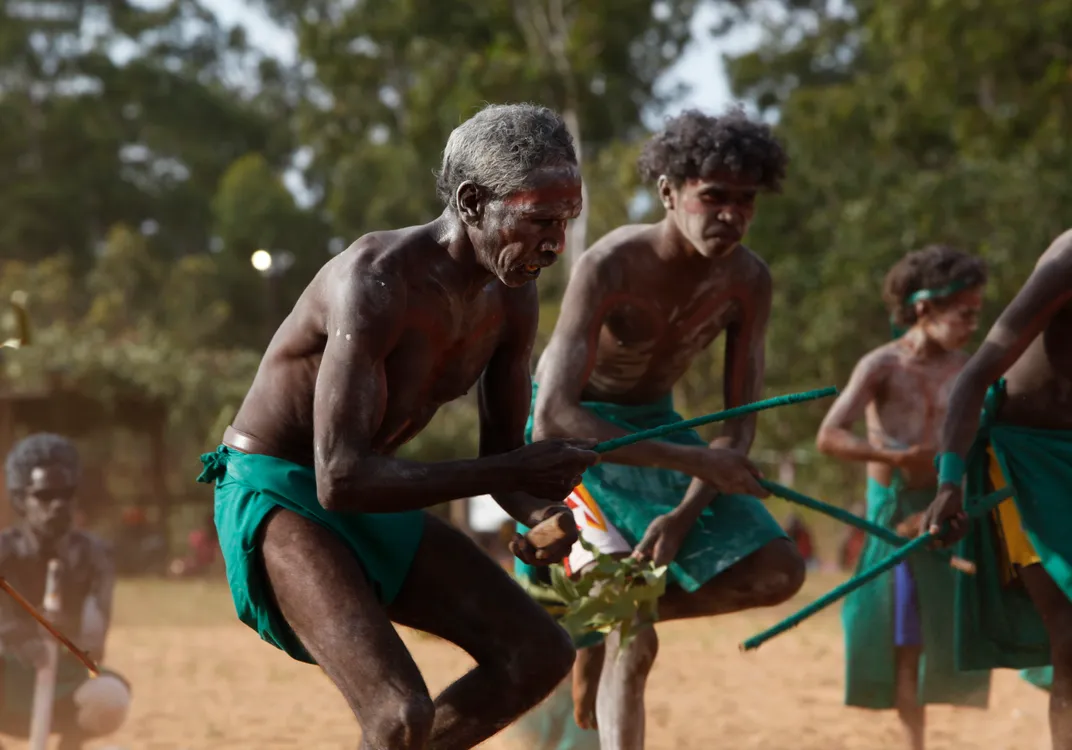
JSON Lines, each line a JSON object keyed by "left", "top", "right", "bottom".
{"left": 435, "top": 103, "right": 577, "bottom": 209}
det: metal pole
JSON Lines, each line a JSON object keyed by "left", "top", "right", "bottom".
{"left": 28, "top": 558, "right": 62, "bottom": 750}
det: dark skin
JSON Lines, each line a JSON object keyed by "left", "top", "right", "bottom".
{"left": 532, "top": 170, "right": 804, "bottom": 734}
{"left": 229, "top": 164, "right": 600, "bottom": 749}
{"left": 919, "top": 229, "right": 1072, "bottom": 750}
{"left": 3, "top": 465, "right": 110, "bottom": 750}
{"left": 816, "top": 286, "right": 983, "bottom": 750}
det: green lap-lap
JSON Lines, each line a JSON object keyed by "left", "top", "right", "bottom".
{"left": 955, "top": 379, "right": 1072, "bottom": 672}
{"left": 196, "top": 445, "right": 424, "bottom": 664}
{"left": 842, "top": 477, "right": 991, "bottom": 709}
{"left": 515, "top": 385, "right": 786, "bottom": 602}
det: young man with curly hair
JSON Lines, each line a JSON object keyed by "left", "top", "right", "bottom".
{"left": 520, "top": 107, "right": 805, "bottom": 749}
{"left": 816, "top": 245, "right": 992, "bottom": 750}
{"left": 920, "top": 228, "right": 1072, "bottom": 750}
{"left": 0, "top": 433, "right": 131, "bottom": 750}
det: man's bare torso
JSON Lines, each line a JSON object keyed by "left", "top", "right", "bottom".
{"left": 1001, "top": 236, "right": 1072, "bottom": 429}
{"left": 862, "top": 342, "right": 969, "bottom": 488}
{"left": 536, "top": 224, "right": 768, "bottom": 404}
{"left": 232, "top": 226, "right": 525, "bottom": 464}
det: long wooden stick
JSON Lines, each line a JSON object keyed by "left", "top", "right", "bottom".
{"left": 0, "top": 576, "right": 100, "bottom": 676}
{"left": 761, "top": 480, "right": 976, "bottom": 574}
{"left": 741, "top": 486, "right": 1014, "bottom": 651}
{"left": 593, "top": 387, "right": 839, "bottom": 454}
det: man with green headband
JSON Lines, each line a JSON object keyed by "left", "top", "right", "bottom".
{"left": 816, "top": 244, "right": 990, "bottom": 750}
{"left": 921, "top": 228, "right": 1072, "bottom": 750}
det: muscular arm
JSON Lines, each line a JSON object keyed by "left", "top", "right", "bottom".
{"left": 314, "top": 263, "right": 515, "bottom": 512}
{"left": 532, "top": 249, "right": 703, "bottom": 473}
{"left": 713, "top": 261, "right": 772, "bottom": 453}
{"left": 816, "top": 351, "right": 900, "bottom": 464}
{"left": 477, "top": 287, "right": 565, "bottom": 527}
{"left": 673, "top": 264, "right": 774, "bottom": 519}
{"left": 939, "top": 233, "right": 1072, "bottom": 462}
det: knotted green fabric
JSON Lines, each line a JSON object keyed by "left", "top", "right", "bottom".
{"left": 841, "top": 475, "right": 991, "bottom": 708}
{"left": 197, "top": 445, "right": 424, "bottom": 663}
{"left": 955, "top": 379, "right": 1072, "bottom": 670}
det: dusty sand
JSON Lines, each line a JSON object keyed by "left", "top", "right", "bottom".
{"left": 5, "top": 574, "right": 1050, "bottom": 750}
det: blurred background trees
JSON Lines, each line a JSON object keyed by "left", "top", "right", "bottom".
{"left": 2, "top": 0, "right": 1070, "bottom": 554}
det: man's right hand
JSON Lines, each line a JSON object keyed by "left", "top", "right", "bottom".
{"left": 689, "top": 447, "right": 769, "bottom": 497}
{"left": 919, "top": 484, "right": 969, "bottom": 547}
{"left": 508, "top": 438, "right": 600, "bottom": 502}
{"left": 890, "top": 444, "right": 936, "bottom": 473}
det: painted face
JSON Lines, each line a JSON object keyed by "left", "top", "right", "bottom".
{"left": 918, "top": 287, "right": 984, "bottom": 351}
{"left": 665, "top": 172, "right": 758, "bottom": 258}
{"left": 21, "top": 465, "right": 77, "bottom": 540}
{"left": 478, "top": 165, "right": 583, "bottom": 287}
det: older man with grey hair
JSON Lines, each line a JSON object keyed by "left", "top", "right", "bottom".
{"left": 196, "top": 102, "right": 599, "bottom": 749}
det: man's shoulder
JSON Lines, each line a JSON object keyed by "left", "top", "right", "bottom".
{"left": 855, "top": 341, "right": 902, "bottom": 375}
{"left": 572, "top": 224, "right": 659, "bottom": 285}
{"left": 1038, "top": 228, "right": 1072, "bottom": 271}
{"left": 729, "top": 244, "right": 772, "bottom": 286}
{"left": 69, "top": 529, "right": 114, "bottom": 559}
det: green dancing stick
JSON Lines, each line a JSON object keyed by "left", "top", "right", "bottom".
{"left": 593, "top": 387, "right": 838, "bottom": 454}
{"left": 760, "top": 480, "right": 976, "bottom": 574}
{"left": 741, "top": 486, "right": 1015, "bottom": 652}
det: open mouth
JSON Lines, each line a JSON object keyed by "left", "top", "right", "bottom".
{"left": 520, "top": 264, "right": 542, "bottom": 278}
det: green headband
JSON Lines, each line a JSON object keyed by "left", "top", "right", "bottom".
{"left": 904, "top": 278, "right": 974, "bottom": 305}
{"left": 890, "top": 278, "right": 976, "bottom": 338}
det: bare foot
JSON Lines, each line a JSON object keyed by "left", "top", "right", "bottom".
{"left": 572, "top": 643, "right": 605, "bottom": 730}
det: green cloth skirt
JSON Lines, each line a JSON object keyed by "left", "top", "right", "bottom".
{"left": 197, "top": 445, "right": 424, "bottom": 663}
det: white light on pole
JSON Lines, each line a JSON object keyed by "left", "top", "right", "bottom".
{"left": 251, "top": 249, "right": 273, "bottom": 272}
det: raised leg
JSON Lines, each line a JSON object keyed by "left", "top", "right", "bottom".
{"left": 657, "top": 538, "right": 806, "bottom": 622}
{"left": 386, "top": 514, "right": 576, "bottom": 750}
{"left": 260, "top": 509, "right": 435, "bottom": 750}
{"left": 1021, "top": 564, "right": 1072, "bottom": 750}
{"left": 594, "top": 623, "right": 658, "bottom": 750}
{"left": 894, "top": 647, "right": 925, "bottom": 750}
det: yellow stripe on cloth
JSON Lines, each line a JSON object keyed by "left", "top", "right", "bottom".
{"left": 987, "top": 445, "right": 1041, "bottom": 577}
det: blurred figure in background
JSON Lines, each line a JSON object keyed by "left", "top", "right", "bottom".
{"left": 816, "top": 246, "right": 991, "bottom": 750}
{"left": 0, "top": 433, "right": 131, "bottom": 750}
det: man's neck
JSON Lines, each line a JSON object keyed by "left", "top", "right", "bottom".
{"left": 432, "top": 210, "right": 497, "bottom": 295}
{"left": 18, "top": 522, "right": 69, "bottom": 557}
{"left": 901, "top": 326, "right": 951, "bottom": 360}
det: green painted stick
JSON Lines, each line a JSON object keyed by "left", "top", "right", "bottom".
{"left": 741, "top": 486, "right": 1015, "bottom": 652}
{"left": 593, "top": 386, "right": 839, "bottom": 455}
{"left": 760, "top": 480, "right": 976, "bottom": 574}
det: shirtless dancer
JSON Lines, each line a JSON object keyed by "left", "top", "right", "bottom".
{"left": 921, "top": 228, "right": 1072, "bottom": 750}
{"left": 196, "top": 103, "right": 600, "bottom": 750}
{"left": 816, "top": 246, "right": 991, "bottom": 750}
{"left": 526, "top": 108, "right": 805, "bottom": 749}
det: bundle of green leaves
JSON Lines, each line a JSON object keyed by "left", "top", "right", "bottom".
{"left": 517, "top": 538, "right": 667, "bottom": 650}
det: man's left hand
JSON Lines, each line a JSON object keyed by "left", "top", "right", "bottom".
{"left": 632, "top": 513, "right": 687, "bottom": 567}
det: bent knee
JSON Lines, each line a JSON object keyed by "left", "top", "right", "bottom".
{"left": 363, "top": 693, "right": 435, "bottom": 750}
{"left": 745, "top": 539, "right": 806, "bottom": 606}
{"left": 73, "top": 674, "right": 132, "bottom": 737}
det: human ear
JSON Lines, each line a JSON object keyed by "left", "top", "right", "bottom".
{"left": 657, "top": 175, "right": 674, "bottom": 211}
{"left": 456, "top": 181, "right": 486, "bottom": 226}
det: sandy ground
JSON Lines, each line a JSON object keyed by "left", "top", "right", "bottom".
{"left": 4, "top": 574, "right": 1051, "bottom": 750}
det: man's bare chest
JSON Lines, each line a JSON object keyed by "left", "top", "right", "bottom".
{"left": 600, "top": 292, "right": 738, "bottom": 358}
{"left": 384, "top": 307, "right": 507, "bottom": 407}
